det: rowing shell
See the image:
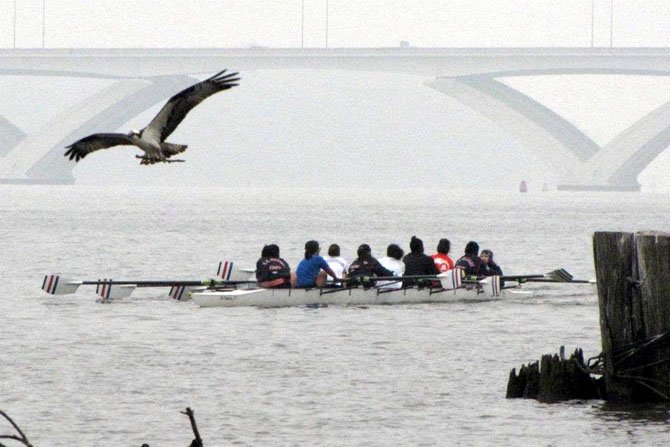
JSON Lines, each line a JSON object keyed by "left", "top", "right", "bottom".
{"left": 191, "top": 282, "right": 528, "bottom": 308}
{"left": 41, "top": 264, "right": 590, "bottom": 305}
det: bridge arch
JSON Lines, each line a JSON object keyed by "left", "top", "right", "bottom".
{"left": 428, "top": 68, "right": 670, "bottom": 191}
{"left": 0, "top": 71, "right": 197, "bottom": 183}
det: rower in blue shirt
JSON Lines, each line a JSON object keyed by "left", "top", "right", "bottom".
{"left": 295, "top": 240, "right": 338, "bottom": 288}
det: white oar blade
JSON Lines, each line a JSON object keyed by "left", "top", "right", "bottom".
{"left": 216, "top": 260, "right": 235, "bottom": 280}
{"left": 95, "top": 281, "right": 136, "bottom": 300}
{"left": 169, "top": 285, "right": 204, "bottom": 301}
{"left": 216, "top": 260, "right": 255, "bottom": 282}
{"left": 42, "top": 274, "right": 81, "bottom": 295}
{"left": 438, "top": 268, "right": 463, "bottom": 290}
{"left": 489, "top": 275, "right": 502, "bottom": 297}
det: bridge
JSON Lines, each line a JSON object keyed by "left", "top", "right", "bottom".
{"left": 3, "top": 47, "right": 670, "bottom": 190}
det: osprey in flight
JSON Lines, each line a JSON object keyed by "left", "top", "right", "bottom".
{"left": 64, "top": 69, "right": 240, "bottom": 165}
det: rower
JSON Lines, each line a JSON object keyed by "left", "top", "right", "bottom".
{"left": 455, "top": 241, "right": 482, "bottom": 278}
{"left": 377, "top": 244, "right": 405, "bottom": 289}
{"left": 255, "top": 244, "right": 291, "bottom": 288}
{"left": 402, "top": 236, "right": 439, "bottom": 287}
{"left": 347, "top": 244, "right": 394, "bottom": 288}
{"left": 295, "top": 240, "right": 338, "bottom": 288}
{"left": 318, "top": 243, "right": 349, "bottom": 287}
{"left": 431, "top": 238, "right": 455, "bottom": 272}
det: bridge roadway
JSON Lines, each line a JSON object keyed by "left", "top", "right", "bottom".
{"left": 3, "top": 47, "right": 670, "bottom": 190}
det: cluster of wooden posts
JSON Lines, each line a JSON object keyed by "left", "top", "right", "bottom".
{"left": 507, "top": 231, "right": 670, "bottom": 403}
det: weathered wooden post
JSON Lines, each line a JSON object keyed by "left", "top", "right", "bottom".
{"left": 593, "top": 231, "right": 670, "bottom": 402}
{"left": 505, "top": 348, "right": 600, "bottom": 402}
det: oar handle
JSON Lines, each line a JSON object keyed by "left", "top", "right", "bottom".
{"left": 80, "top": 279, "right": 258, "bottom": 287}
{"left": 499, "top": 274, "right": 545, "bottom": 281}
{"left": 339, "top": 274, "right": 440, "bottom": 282}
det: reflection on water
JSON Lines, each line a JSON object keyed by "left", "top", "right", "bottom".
{"left": 597, "top": 402, "right": 670, "bottom": 424}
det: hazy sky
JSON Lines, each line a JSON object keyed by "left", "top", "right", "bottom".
{"left": 3, "top": 0, "right": 670, "bottom": 49}
{"left": 2, "top": 1, "right": 670, "bottom": 191}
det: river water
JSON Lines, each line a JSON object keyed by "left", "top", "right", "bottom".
{"left": 1, "top": 186, "right": 669, "bottom": 446}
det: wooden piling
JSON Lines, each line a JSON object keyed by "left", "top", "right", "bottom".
{"left": 506, "top": 347, "right": 600, "bottom": 402}
{"left": 593, "top": 231, "right": 670, "bottom": 402}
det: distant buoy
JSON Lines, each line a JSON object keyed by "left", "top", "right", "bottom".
{"left": 519, "top": 180, "right": 528, "bottom": 193}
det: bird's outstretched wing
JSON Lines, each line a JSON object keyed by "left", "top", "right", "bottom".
{"left": 64, "top": 133, "right": 133, "bottom": 162}
{"left": 142, "top": 69, "right": 240, "bottom": 143}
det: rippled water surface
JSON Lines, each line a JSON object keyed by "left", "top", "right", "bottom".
{"left": 1, "top": 186, "right": 669, "bottom": 446}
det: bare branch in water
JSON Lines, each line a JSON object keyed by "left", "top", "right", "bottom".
{"left": 180, "top": 407, "right": 203, "bottom": 447}
{"left": 0, "top": 410, "right": 32, "bottom": 446}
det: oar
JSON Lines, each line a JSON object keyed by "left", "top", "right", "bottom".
{"left": 41, "top": 274, "right": 256, "bottom": 297}
{"left": 337, "top": 273, "right": 446, "bottom": 283}
{"left": 336, "top": 270, "right": 479, "bottom": 293}
{"left": 497, "top": 269, "right": 579, "bottom": 283}
{"left": 524, "top": 277, "right": 594, "bottom": 284}
{"left": 521, "top": 269, "right": 594, "bottom": 283}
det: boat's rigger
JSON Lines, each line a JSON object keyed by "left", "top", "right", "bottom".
{"left": 191, "top": 282, "right": 525, "bottom": 308}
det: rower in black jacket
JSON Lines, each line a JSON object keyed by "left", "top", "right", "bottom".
{"left": 347, "top": 244, "right": 394, "bottom": 288}
{"left": 455, "top": 241, "right": 482, "bottom": 278}
{"left": 402, "top": 236, "right": 439, "bottom": 287}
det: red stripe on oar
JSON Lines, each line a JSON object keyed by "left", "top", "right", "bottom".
{"left": 46, "top": 274, "right": 55, "bottom": 294}
{"left": 222, "top": 261, "right": 233, "bottom": 280}
{"left": 170, "top": 286, "right": 185, "bottom": 300}
{"left": 100, "top": 280, "right": 109, "bottom": 299}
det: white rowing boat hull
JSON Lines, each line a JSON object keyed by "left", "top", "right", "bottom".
{"left": 191, "top": 285, "right": 525, "bottom": 308}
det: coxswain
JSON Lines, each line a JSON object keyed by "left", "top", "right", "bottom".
{"left": 347, "top": 244, "right": 394, "bottom": 288}
{"left": 402, "top": 236, "right": 439, "bottom": 287}
{"left": 255, "top": 244, "right": 291, "bottom": 288}
{"left": 479, "top": 249, "right": 503, "bottom": 277}
{"left": 295, "top": 240, "right": 338, "bottom": 288}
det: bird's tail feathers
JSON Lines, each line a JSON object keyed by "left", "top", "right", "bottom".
{"left": 163, "top": 143, "right": 188, "bottom": 157}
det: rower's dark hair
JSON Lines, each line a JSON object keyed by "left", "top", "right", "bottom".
{"left": 357, "top": 244, "right": 372, "bottom": 259}
{"left": 465, "top": 241, "right": 479, "bottom": 256}
{"left": 267, "top": 244, "right": 280, "bottom": 258}
{"left": 304, "top": 240, "right": 319, "bottom": 259}
{"left": 261, "top": 245, "right": 271, "bottom": 258}
{"left": 410, "top": 236, "right": 424, "bottom": 254}
{"left": 328, "top": 244, "right": 340, "bottom": 257}
{"left": 387, "top": 243, "right": 404, "bottom": 260}
{"left": 437, "top": 238, "right": 451, "bottom": 255}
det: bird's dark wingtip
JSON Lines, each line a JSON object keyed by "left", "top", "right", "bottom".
{"left": 212, "top": 71, "right": 240, "bottom": 83}
{"left": 207, "top": 69, "right": 228, "bottom": 81}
